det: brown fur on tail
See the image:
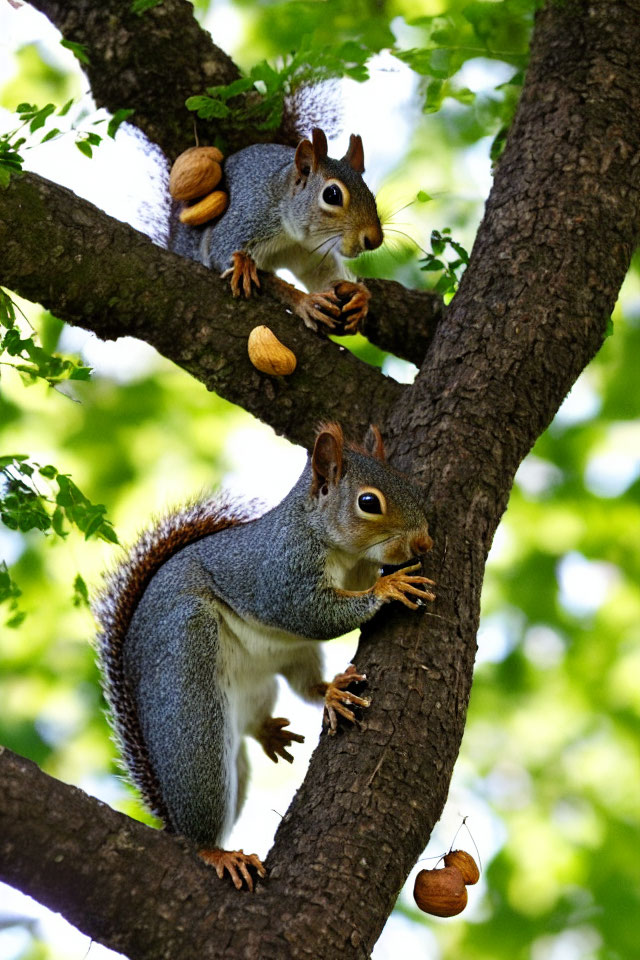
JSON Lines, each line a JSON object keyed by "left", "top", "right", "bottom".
{"left": 93, "top": 494, "right": 260, "bottom": 826}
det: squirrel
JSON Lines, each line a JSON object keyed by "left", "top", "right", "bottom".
{"left": 171, "top": 127, "right": 384, "bottom": 333}
{"left": 94, "top": 422, "right": 434, "bottom": 891}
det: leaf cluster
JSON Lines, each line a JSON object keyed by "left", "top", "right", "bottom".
{"left": 186, "top": 38, "right": 371, "bottom": 134}
{"left": 0, "top": 454, "right": 117, "bottom": 625}
{"left": 1, "top": 289, "right": 92, "bottom": 386}
{"left": 0, "top": 99, "right": 134, "bottom": 182}
{"left": 420, "top": 228, "right": 469, "bottom": 299}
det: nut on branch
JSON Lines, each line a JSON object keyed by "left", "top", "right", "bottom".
{"left": 247, "top": 326, "right": 297, "bottom": 377}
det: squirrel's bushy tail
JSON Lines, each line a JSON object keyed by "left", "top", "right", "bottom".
{"left": 93, "top": 494, "right": 260, "bottom": 825}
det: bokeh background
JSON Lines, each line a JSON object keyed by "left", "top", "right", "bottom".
{"left": 1, "top": 2, "right": 639, "bottom": 958}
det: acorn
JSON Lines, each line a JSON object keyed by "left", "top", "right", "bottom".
{"left": 179, "top": 190, "right": 228, "bottom": 226}
{"left": 444, "top": 849, "right": 479, "bottom": 886}
{"left": 413, "top": 865, "right": 468, "bottom": 918}
{"left": 169, "top": 146, "right": 224, "bottom": 201}
{"left": 247, "top": 326, "right": 297, "bottom": 377}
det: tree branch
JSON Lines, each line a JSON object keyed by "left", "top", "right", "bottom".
{"left": 0, "top": 170, "right": 418, "bottom": 444}
{"left": 28, "top": 0, "right": 243, "bottom": 159}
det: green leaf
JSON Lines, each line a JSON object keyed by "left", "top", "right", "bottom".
{"left": 131, "top": 0, "right": 164, "bottom": 13}
{"left": 61, "top": 38, "right": 90, "bottom": 65}
{"left": 28, "top": 103, "right": 56, "bottom": 133}
{"left": 40, "top": 127, "right": 61, "bottom": 144}
{"left": 75, "top": 139, "right": 94, "bottom": 159}
{"left": 449, "top": 240, "right": 470, "bottom": 264}
{"left": 5, "top": 610, "right": 27, "bottom": 629}
{"left": 0, "top": 289, "right": 17, "bottom": 327}
{"left": 107, "top": 108, "right": 135, "bottom": 139}
{"left": 72, "top": 573, "right": 90, "bottom": 607}
{"left": 416, "top": 190, "right": 432, "bottom": 203}
{"left": 69, "top": 365, "right": 92, "bottom": 381}
{"left": 57, "top": 98, "right": 75, "bottom": 116}
{"left": 185, "top": 96, "right": 231, "bottom": 120}
{"left": 38, "top": 464, "right": 58, "bottom": 479}
{"left": 431, "top": 231, "right": 446, "bottom": 256}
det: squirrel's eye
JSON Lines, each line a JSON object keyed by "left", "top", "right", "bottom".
{"left": 322, "top": 184, "right": 343, "bottom": 206}
{"left": 358, "top": 492, "right": 382, "bottom": 515}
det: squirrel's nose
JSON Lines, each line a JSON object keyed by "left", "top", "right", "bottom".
{"left": 361, "top": 223, "right": 383, "bottom": 252}
{"left": 411, "top": 532, "right": 433, "bottom": 556}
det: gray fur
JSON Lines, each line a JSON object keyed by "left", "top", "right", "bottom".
{"left": 171, "top": 141, "right": 381, "bottom": 291}
{"left": 104, "top": 441, "right": 431, "bottom": 849}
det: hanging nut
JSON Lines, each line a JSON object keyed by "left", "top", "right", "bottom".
{"left": 169, "top": 146, "right": 224, "bottom": 201}
{"left": 248, "top": 326, "right": 297, "bottom": 376}
{"left": 413, "top": 865, "right": 468, "bottom": 917}
{"left": 444, "top": 850, "right": 479, "bottom": 886}
{"left": 179, "top": 190, "right": 228, "bottom": 226}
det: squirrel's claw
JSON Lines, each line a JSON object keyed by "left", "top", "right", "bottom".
{"left": 373, "top": 565, "right": 436, "bottom": 609}
{"left": 198, "top": 847, "right": 266, "bottom": 892}
{"left": 323, "top": 664, "right": 370, "bottom": 736}
{"left": 256, "top": 716, "right": 305, "bottom": 764}
{"left": 332, "top": 281, "right": 372, "bottom": 332}
{"left": 222, "top": 250, "right": 260, "bottom": 299}
{"left": 294, "top": 290, "right": 342, "bottom": 332}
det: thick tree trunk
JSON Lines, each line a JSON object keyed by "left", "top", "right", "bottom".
{"left": 1, "top": 1, "right": 639, "bottom": 958}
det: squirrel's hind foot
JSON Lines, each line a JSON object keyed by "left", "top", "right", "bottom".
{"left": 222, "top": 250, "right": 261, "bottom": 298}
{"left": 199, "top": 847, "right": 266, "bottom": 892}
{"left": 256, "top": 716, "right": 305, "bottom": 764}
{"left": 321, "top": 664, "right": 370, "bottom": 736}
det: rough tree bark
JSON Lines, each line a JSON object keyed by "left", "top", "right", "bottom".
{"left": 1, "top": 1, "right": 639, "bottom": 958}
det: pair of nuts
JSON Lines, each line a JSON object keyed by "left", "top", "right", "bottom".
{"left": 413, "top": 849, "right": 480, "bottom": 918}
{"left": 169, "top": 146, "right": 228, "bottom": 226}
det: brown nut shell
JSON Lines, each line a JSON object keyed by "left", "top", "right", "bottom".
{"left": 413, "top": 866, "right": 468, "bottom": 917}
{"left": 248, "top": 326, "right": 297, "bottom": 377}
{"left": 169, "top": 146, "right": 224, "bottom": 201}
{"left": 444, "top": 850, "right": 480, "bottom": 886}
{"left": 179, "top": 190, "right": 228, "bottom": 226}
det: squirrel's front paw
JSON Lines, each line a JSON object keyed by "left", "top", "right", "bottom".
{"left": 198, "top": 847, "right": 266, "bottom": 892}
{"left": 323, "top": 663, "right": 370, "bottom": 736}
{"left": 332, "top": 281, "right": 371, "bottom": 333}
{"left": 373, "top": 563, "right": 436, "bottom": 610}
{"left": 294, "top": 289, "right": 342, "bottom": 332}
{"left": 221, "top": 250, "right": 260, "bottom": 298}
{"left": 257, "top": 716, "right": 305, "bottom": 764}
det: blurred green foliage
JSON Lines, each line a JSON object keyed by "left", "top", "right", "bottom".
{"left": 1, "top": 1, "right": 639, "bottom": 959}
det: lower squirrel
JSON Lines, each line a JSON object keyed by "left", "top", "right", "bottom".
{"left": 95, "top": 423, "right": 434, "bottom": 890}
{"left": 171, "top": 127, "right": 384, "bottom": 333}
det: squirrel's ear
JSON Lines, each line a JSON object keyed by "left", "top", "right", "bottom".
{"left": 311, "top": 423, "right": 344, "bottom": 495}
{"left": 294, "top": 138, "right": 314, "bottom": 182}
{"left": 311, "top": 127, "right": 328, "bottom": 166}
{"left": 295, "top": 129, "right": 328, "bottom": 182}
{"left": 343, "top": 134, "right": 365, "bottom": 174}
{"left": 364, "top": 424, "right": 386, "bottom": 462}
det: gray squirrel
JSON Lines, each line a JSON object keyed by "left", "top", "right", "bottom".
{"left": 95, "top": 422, "right": 435, "bottom": 890}
{"left": 171, "top": 127, "right": 384, "bottom": 332}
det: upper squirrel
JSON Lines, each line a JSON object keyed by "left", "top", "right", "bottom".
{"left": 94, "top": 423, "right": 434, "bottom": 891}
{"left": 172, "top": 128, "right": 384, "bottom": 332}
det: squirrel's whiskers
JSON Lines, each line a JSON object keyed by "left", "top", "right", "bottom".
{"left": 171, "top": 127, "right": 382, "bottom": 335}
